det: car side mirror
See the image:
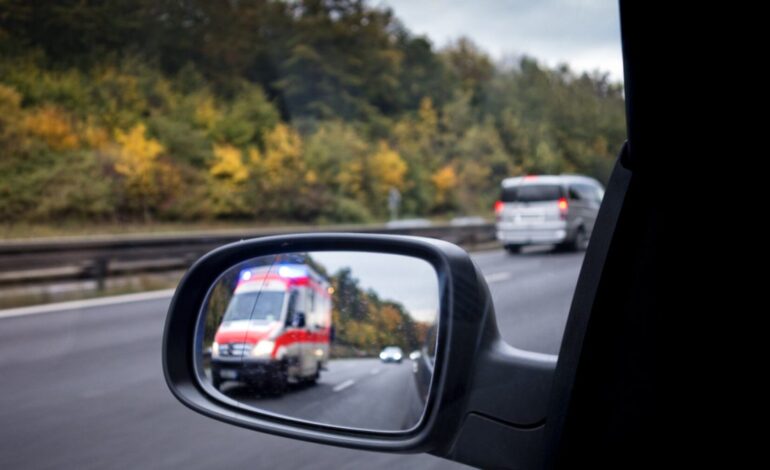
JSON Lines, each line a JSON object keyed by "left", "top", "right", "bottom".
{"left": 163, "top": 233, "right": 556, "bottom": 469}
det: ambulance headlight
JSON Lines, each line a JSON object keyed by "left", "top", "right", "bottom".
{"left": 250, "top": 340, "right": 275, "bottom": 358}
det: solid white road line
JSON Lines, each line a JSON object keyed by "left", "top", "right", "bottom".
{"left": 0, "top": 289, "right": 176, "bottom": 320}
{"left": 333, "top": 379, "right": 356, "bottom": 392}
{"left": 484, "top": 272, "right": 512, "bottom": 283}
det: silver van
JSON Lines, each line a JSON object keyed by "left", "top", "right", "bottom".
{"left": 495, "top": 174, "right": 604, "bottom": 253}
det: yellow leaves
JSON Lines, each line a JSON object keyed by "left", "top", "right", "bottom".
{"left": 0, "top": 84, "right": 22, "bottom": 143}
{"left": 205, "top": 125, "right": 307, "bottom": 218}
{"left": 247, "top": 146, "right": 262, "bottom": 166}
{"left": 337, "top": 159, "right": 365, "bottom": 200}
{"left": 336, "top": 141, "right": 406, "bottom": 210}
{"left": 393, "top": 98, "right": 437, "bottom": 146}
{"left": 418, "top": 97, "right": 438, "bottom": 132}
{"left": 205, "top": 144, "right": 250, "bottom": 217}
{"left": 264, "top": 123, "right": 303, "bottom": 165}
{"left": 379, "top": 304, "right": 403, "bottom": 334}
{"left": 431, "top": 165, "right": 457, "bottom": 192}
{"left": 114, "top": 123, "right": 164, "bottom": 180}
{"left": 22, "top": 106, "right": 80, "bottom": 151}
{"left": 260, "top": 123, "right": 305, "bottom": 190}
{"left": 0, "top": 84, "right": 21, "bottom": 115}
{"left": 194, "top": 95, "right": 221, "bottom": 131}
{"left": 112, "top": 123, "right": 179, "bottom": 218}
{"left": 210, "top": 144, "right": 248, "bottom": 183}
{"left": 82, "top": 120, "right": 110, "bottom": 149}
{"left": 369, "top": 141, "right": 406, "bottom": 194}
{"left": 431, "top": 165, "right": 457, "bottom": 205}
{"left": 393, "top": 96, "right": 439, "bottom": 171}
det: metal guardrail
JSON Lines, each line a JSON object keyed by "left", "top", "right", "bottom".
{"left": 0, "top": 223, "right": 496, "bottom": 288}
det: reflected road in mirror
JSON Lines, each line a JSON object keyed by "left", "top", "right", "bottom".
{"left": 197, "top": 251, "right": 439, "bottom": 431}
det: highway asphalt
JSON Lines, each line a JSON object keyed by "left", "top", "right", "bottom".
{"left": 219, "top": 357, "right": 424, "bottom": 431}
{"left": 0, "top": 247, "right": 583, "bottom": 469}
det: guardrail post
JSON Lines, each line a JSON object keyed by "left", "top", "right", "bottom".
{"left": 93, "top": 258, "right": 108, "bottom": 291}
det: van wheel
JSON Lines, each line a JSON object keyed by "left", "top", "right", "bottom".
{"left": 573, "top": 227, "right": 589, "bottom": 251}
{"left": 559, "top": 227, "right": 588, "bottom": 252}
{"left": 212, "top": 374, "right": 221, "bottom": 391}
{"left": 505, "top": 244, "right": 521, "bottom": 254}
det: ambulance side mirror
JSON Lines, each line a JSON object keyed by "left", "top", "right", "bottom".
{"left": 291, "top": 312, "right": 306, "bottom": 328}
{"left": 163, "top": 233, "right": 555, "bottom": 467}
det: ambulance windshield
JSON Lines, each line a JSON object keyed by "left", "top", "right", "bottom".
{"left": 222, "top": 291, "right": 285, "bottom": 323}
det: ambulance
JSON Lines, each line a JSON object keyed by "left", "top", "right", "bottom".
{"left": 210, "top": 263, "right": 333, "bottom": 395}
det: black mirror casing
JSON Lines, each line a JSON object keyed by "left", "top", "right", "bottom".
{"left": 163, "top": 233, "right": 556, "bottom": 466}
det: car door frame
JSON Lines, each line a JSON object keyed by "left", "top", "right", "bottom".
{"left": 544, "top": 1, "right": 660, "bottom": 467}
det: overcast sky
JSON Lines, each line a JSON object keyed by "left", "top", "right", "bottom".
{"left": 380, "top": 0, "right": 624, "bottom": 82}
{"left": 312, "top": 251, "right": 440, "bottom": 324}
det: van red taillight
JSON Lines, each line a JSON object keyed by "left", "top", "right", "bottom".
{"left": 494, "top": 200, "right": 504, "bottom": 214}
{"left": 558, "top": 197, "right": 568, "bottom": 219}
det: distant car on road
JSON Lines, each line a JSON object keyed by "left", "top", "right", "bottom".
{"left": 379, "top": 346, "right": 404, "bottom": 363}
{"left": 495, "top": 174, "right": 604, "bottom": 253}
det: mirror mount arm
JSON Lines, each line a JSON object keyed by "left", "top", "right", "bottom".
{"left": 438, "top": 266, "right": 558, "bottom": 469}
{"left": 466, "top": 287, "right": 558, "bottom": 427}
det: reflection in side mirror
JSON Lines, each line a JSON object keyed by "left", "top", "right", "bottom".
{"left": 197, "top": 251, "right": 440, "bottom": 432}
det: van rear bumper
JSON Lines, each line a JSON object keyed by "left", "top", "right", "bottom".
{"left": 496, "top": 226, "right": 568, "bottom": 245}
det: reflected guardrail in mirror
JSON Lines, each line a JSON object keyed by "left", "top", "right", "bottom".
{"left": 196, "top": 251, "right": 439, "bottom": 431}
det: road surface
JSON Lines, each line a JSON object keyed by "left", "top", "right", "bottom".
{"left": 217, "top": 357, "right": 425, "bottom": 431}
{"left": 0, "top": 248, "right": 583, "bottom": 469}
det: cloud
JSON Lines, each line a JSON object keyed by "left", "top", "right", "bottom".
{"left": 379, "top": 0, "right": 624, "bottom": 81}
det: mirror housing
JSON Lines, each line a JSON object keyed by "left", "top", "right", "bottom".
{"left": 163, "top": 233, "right": 556, "bottom": 467}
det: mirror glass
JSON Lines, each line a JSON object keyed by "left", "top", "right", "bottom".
{"left": 196, "top": 251, "right": 440, "bottom": 431}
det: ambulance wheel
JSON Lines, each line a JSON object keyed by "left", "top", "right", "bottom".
{"left": 306, "top": 364, "right": 321, "bottom": 385}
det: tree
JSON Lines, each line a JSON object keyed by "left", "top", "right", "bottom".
{"left": 441, "top": 37, "right": 493, "bottom": 104}
{"left": 247, "top": 123, "right": 316, "bottom": 219}
{"left": 273, "top": 0, "right": 403, "bottom": 120}
{"left": 204, "top": 144, "right": 250, "bottom": 218}
{"left": 454, "top": 119, "right": 513, "bottom": 212}
{"left": 431, "top": 165, "right": 458, "bottom": 210}
{"left": 392, "top": 97, "right": 442, "bottom": 215}
{"left": 0, "top": 0, "right": 627, "bottom": 227}
{"left": 21, "top": 106, "right": 79, "bottom": 151}
{"left": 113, "top": 123, "right": 178, "bottom": 220}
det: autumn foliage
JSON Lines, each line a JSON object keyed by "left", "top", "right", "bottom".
{"left": 0, "top": 0, "right": 625, "bottom": 227}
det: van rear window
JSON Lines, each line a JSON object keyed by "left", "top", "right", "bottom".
{"left": 501, "top": 185, "right": 563, "bottom": 202}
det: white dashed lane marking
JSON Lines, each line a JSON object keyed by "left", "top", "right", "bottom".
{"left": 333, "top": 379, "right": 356, "bottom": 392}
{"left": 484, "top": 272, "right": 512, "bottom": 283}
